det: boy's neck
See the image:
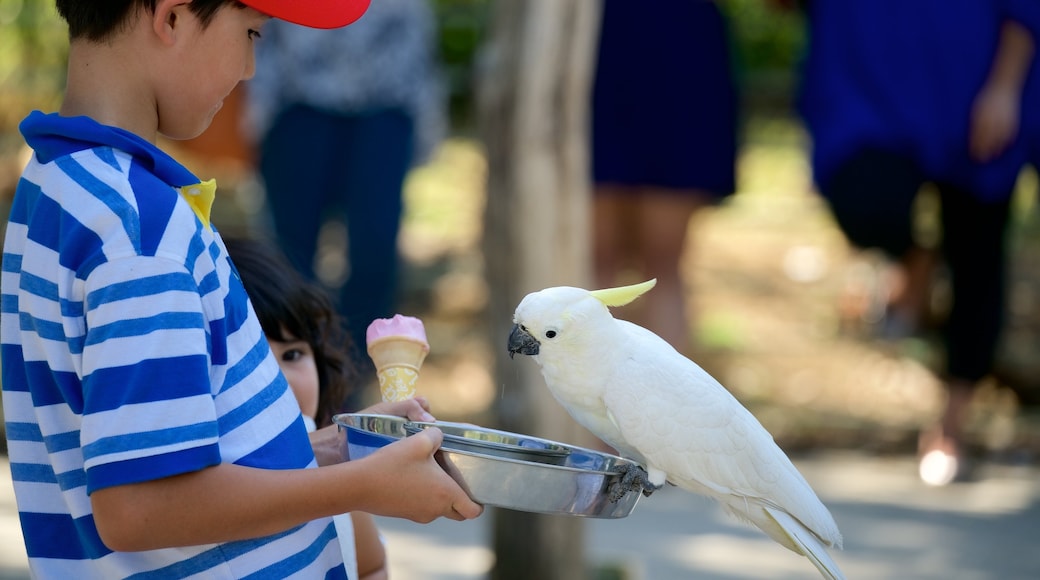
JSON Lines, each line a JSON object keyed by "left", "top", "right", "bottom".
{"left": 61, "top": 35, "right": 161, "bottom": 144}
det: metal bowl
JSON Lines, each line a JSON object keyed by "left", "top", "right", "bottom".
{"left": 403, "top": 421, "right": 572, "bottom": 465}
{"left": 333, "top": 413, "right": 643, "bottom": 518}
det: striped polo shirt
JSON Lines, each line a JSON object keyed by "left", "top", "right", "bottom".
{"left": 1, "top": 112, "right": 346, "bottom": 578}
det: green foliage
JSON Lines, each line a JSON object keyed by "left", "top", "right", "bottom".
{"left": 432, "top": 0, "right": 489, "bottom": 131}
{"left": 0, "top": 0, "right": 66, "bottom": 145}
{"left": 0, "top": 3, "right": 66, "bottom": 100}
{"left": 0, "top": 0, "right": 807, "bottom": 139}
{"left": 719, "top": 0, "right": 806, "bottom": 117}
{"left": 720, "top": 0, "right": 806, "bottom": 75}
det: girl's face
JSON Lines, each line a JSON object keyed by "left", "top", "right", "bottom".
{"left": 268, "top": 327, "right": 320, "bottom": 422}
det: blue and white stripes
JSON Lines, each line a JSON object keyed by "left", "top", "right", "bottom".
{"left": 1, "top": 112, "right": 344, "bottom": 578}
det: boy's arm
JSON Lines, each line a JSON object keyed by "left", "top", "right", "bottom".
{"left": 970, "top": 19, "right": 1036, "bottom": 162}
{"left": 91, "top": 428, "right": 482, "bottom": 552}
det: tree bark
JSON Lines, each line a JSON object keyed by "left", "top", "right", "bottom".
{"left": 476, "top": 1, "right": 601, "bottom": 579}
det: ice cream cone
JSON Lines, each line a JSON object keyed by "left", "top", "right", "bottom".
{"left": 368, "top": 337, "right": 429, "bottom": 402}
{"left": 366, "top": 314, "right": 430, "bottom": 402}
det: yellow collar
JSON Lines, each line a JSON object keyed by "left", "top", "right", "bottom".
{"left": 178, "top": 178, "right": 216, "bottom": 230}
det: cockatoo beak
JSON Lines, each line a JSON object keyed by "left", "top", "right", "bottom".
{"left": 589, "top": 279, "right": 657, "bottom": 307}
{"left": 507, "top": 324, "right": 540, "bottom": 358}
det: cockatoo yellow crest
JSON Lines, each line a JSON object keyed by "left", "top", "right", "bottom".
{"left": 589, "top": 278, "right": 657, "bottom": 307}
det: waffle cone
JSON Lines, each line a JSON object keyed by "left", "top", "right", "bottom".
{"left": 368, "top": 337, "right": 429, "bottom": 402}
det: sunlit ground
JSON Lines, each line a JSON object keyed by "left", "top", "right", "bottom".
{"left": 3, "top": 450, "right": 1039, "bottom": 579}
{"left": 367, "top": 451, "right": 1040, "bottom": 580}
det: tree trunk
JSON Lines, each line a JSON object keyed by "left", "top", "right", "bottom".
{"left": 476, "top": 1, "right": 601, "bottom": 579}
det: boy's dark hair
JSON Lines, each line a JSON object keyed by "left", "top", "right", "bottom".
{"left": 56, "top": 0, "right": 242, "bottom": 42}
{"left": 223, "top": 237, "right": 355, "bottom": 428}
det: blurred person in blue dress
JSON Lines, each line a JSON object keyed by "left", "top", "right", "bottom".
{"left": 246, "top": 0, "right": 445, "bottom": 405}
{"left": 796, "top": 0, "right": 1038, "bottom": 485}
{"left": 591, "top": 0, "right": 738, "bottom": 356}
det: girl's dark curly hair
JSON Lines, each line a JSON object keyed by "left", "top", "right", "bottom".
{"left": 56, "top": 0, "right": 244, "bottom": 41}
{"left": 224, "top": 236, "right": 356, "bottom": 428}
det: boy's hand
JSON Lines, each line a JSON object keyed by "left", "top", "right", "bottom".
{"left": 363, "top": 427, "right": 483, "bottom": 522}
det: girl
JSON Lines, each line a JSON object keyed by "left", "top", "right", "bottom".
{"left": 225, "top": 236, "right": 389, "bottom": 580}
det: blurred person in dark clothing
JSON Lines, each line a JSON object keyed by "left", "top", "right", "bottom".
{"left": 246, "top": 0, "right": 445, "bottom": 406}
{"left": 591, "top": 0, "right": 738, "bottom": 356}
{"left": 796, "top": 0, "right": 1038, "bottom": 485}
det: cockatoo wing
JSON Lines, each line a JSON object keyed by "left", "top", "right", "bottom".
{"left": 601, "top": 320, "right": 842, "bottom": 549}
{"left": 764, "top": 506, "right": 846, "bottom": 580}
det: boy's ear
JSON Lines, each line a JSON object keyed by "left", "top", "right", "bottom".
{"left": 152, "top": 0, "right": 191, "bottom": 46}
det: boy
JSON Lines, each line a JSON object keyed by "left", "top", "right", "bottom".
{"left": 0, "top": 1, "right": 481, "bottom": 578}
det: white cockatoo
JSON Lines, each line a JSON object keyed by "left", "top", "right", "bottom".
{"left": 507, "top": 279, "right": 845, "bottom": 580}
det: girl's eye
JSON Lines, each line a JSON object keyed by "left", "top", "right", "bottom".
{"left": 248, "top": 29, "right": 262, "bottom": 41}
{"left": 281, "top": 349, "right": 303, "bottom": 362}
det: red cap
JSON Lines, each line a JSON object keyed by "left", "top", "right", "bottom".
{"left": 242, "top": 0, "right": 371, "bottom": 29}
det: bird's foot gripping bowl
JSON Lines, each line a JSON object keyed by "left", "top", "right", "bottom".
{"left": 333, "top": 413, "right": 643, "bottom": 519}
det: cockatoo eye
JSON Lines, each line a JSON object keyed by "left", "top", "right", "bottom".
{"left": 545, "top": 330, "right": 557, "bottom": 339}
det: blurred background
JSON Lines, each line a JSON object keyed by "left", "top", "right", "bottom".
{"left": 1, "top": 0, "right": 1039, "bottom": 578}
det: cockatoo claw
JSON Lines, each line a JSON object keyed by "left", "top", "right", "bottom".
{"left": 608, "top": 463, "right": 661, "bottom": 502}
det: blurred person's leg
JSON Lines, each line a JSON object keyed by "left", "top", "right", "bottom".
{"left": 260, "top": 104, "right": 341, "bottom": 282}
{"left": 895, "top": 246, "right": 939, "bottom": 337}
{"left": 635, "top": 188, "right": 711, "bottom": 354}
{"left": 335, "top": 108, "right": 414, "bottom": 408}
{"left": 592, "top": 186, "right": 637, "bottom": 289}
{"left": 823, "top": 148, "right": 934, "bottom": 336}
{"left": 918, "top": 182, "right": 1011, "bottom": 485}
{"left": 938, "top": 183, "right": 1010, "bottom": 392}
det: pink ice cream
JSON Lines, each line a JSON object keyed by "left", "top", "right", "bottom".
{"left": 366, "top": 315, "right": 430, "bottom": 402}
{"left": 366, "top": 314, "right": 429, "bottom": 347}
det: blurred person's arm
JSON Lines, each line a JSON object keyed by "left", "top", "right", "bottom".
{"left": 970, "top": 20, "right": 1035, "bottom": 162}
{"left": 762, "top": 0, "right": 807, "bottom": 12}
